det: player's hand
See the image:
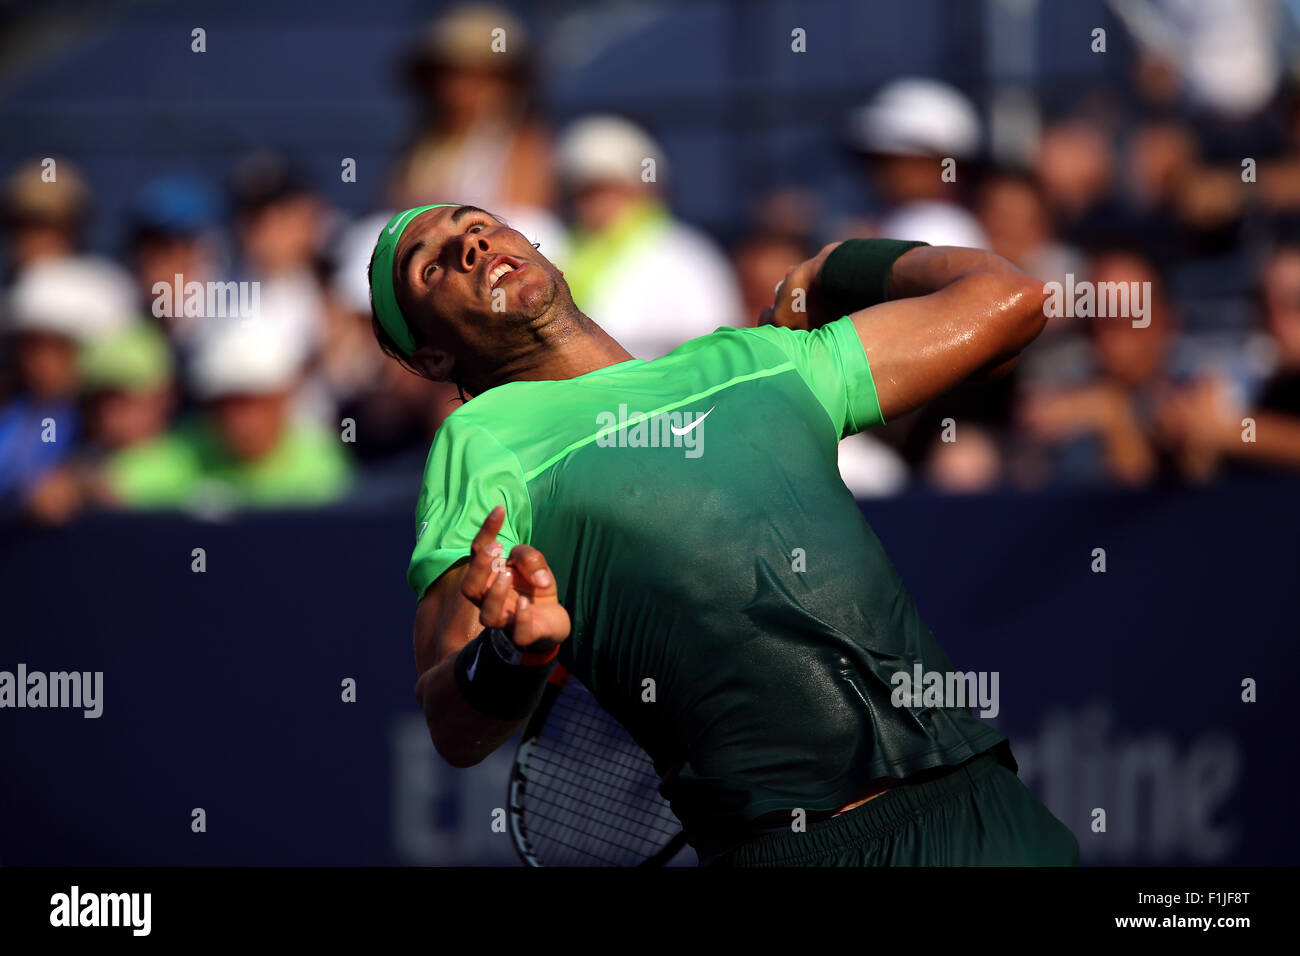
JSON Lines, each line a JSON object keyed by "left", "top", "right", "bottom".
{"left": 460, "top": 506, "right": 571, "bottom": 655}
{"left": 758, "top": 241, "right": 841, "bottom": 331}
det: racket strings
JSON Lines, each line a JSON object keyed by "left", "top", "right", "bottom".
{"left": 524, "top": 752, "right": 679, "bottom": 841}
{"left": 526, "top": 725, "right": 678, "bottom": 844}
{"left": 515, "top": 681, "right": 682, "bottom": 865}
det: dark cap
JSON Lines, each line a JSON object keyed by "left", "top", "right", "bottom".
{"left": 128, "top": 174, "right": 221, "bottom": 238}
{"left": 230, "top": 151, "right": 313, "bottom": 214}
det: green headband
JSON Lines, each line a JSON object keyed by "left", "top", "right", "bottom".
{"left": 370, "top": 204, "right": 459, "bottom": 356}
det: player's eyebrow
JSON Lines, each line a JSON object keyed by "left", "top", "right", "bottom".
{"left": 451, "top": 205, "right": 490, "bottom": 224}
{"left": 398, "top": 238, "right": 427, "bottom": 281}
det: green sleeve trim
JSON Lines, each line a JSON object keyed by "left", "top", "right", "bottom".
{"left": 825, "top": 315, "right": 886, "bottom": 431}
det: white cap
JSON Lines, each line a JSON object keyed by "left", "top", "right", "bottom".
{"left": 332, "top": 210, "right": 396, "bottom": 316}
{"left": 848, "top": 78, "right": 981, "bottom": 159}
{"left": 879, "top": 201, "right": 990, "bottom": 250}
{"left": 556, "top": 115, "right": 665, "bottom": 188}
{"left": 189, "top": 320, "right": 306, "bottom": 399}
{"left": 6, "top": 256, "right": 136, "bottom": 341}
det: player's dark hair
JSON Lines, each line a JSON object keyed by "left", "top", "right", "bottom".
{"left": 368, "top": 246, "right": 416, "bottom": 372}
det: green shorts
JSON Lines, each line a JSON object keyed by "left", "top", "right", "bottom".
{"left": 710, "top": 750, "right": 1080, "bottom": 867}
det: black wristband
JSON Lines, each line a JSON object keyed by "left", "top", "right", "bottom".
{"left": 820, "top": 238, "right": 928, "bottom": 318}
{"left": 453, "top": 628, "right": 555, "bottom": 720}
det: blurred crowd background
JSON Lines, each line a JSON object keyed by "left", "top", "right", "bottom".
{"left": 5, "top": 0, "right": 1300, "bottom": 525}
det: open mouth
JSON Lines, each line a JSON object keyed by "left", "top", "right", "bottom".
{"left": 486, "top": 256, "right": 526, "bottom": 292}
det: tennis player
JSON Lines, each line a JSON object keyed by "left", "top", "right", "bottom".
{"left": 373, "top": 202, "right": 1079, "bottom": 866}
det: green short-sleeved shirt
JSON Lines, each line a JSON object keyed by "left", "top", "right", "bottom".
{"left": 409, "top": 317, "right": 1004, "bottom": 856}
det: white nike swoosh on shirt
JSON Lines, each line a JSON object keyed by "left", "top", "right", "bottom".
{"left": 466, "top": 643, "right": 483, "bottom": 682}
{"left": 670, "top": 406, "right": 714, "bottom": 436}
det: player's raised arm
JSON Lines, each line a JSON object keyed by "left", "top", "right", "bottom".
{"left": 765, "top": 241, "right": 1048, "bottom": 423}
{"left": 413, "top": 506, "right": 570, "bottom": 768}
{"left": 851, "top": 245, "right": 1048, "bottom": 420}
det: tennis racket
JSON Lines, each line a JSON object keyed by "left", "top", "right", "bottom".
{"left": 508, "top": 665, "right": 689, "bottom": 866}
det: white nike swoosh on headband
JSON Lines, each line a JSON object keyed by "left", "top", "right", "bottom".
{"left": 466, "top": 643, "right": 483, "bottom": 682}
{"left": 388, "top": 209, "right": 423, "bottom": 236}
{"left": 670, "top": 406, "right": 714, "bottom": 436}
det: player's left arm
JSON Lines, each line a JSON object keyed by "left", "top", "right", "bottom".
{"left": 766, "top": 243, "right": 1048, "bottom": 422}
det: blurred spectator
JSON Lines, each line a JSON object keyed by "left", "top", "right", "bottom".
{"left": 389, "top": 3, "right": 555, "bottom": 212}
{"left": 1126, "top": 119, "right": 1198, "bottom": 214}
{"left": 1156, "top": 244, "right": 1300, "bottom": 478}
{"left": 846, "top": 78, "right": 990, "bottom": 248}
{"left": 2, "top": 157, "right": 90, "bottom": 278}
{"left": 24, "top": 321, "right": 175, "bottom": 525}
{"left": 231, "top": 152, "right": 327, "bottom": 338}
{"left": 229, "top": 152, "right": 334, "bottom": 425}
{"left": 1018, "top": 249, "right": 1179, "bottom": 487}
{"left": 79, "top": 321, "right": 175, "bottom": 455}
{"left": 923, "top": 425, "right": 1005, "bottom": 494}
{"left": 0, "top": 256, "right": 134, "bottom": 514}
{"left": 1035, "top": 120, "right": 1125, "bottom": 249}
{"left": 103, "top": 323, "right": 351, "bottom": 511}
{"left": 557, "top": 114, "right": 743, "bottom": 359}
{"left": 1255, "top": 86, "right": 1300, "bottom": 214}
{"left": 900, "top": 389, "right": 1017, "bottom": 495}
{"left": 126, "top": 174, "right": 223, "bottom": 350}
{"left": 1255, "top": 246, "right": 1300, "bottom": 414}
{"left": 748, "top": 188, "right": 823, "bottom": 250}
{"left": 1108, "top": 0, "right": 1283, "bottom": 122}
{"left": 731, "top": 231, "right": 812, "bottom": 326}
{"left": 835, "top": 430, "right": 910, "bottom": 497}
{"left": 1126, "top": 116, "right": 1249, "bottom": 257}
{"left": 323, "top": 212, "right": 393, "bottom": 408}
{"left": 975, "top": 168, "right": 1081, "bottom": 282}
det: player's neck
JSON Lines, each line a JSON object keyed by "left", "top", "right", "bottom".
{"left": 471, "top": 306, "right": 635, "bottom": 393}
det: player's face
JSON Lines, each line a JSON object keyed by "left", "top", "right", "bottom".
{"left": 392, "top": 205, "right": 562, "bottom": 352}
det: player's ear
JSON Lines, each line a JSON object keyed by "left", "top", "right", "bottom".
{"left": 409, "top": 346, "right": 455, "bottom": 384}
